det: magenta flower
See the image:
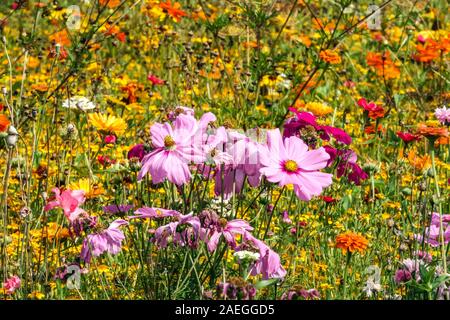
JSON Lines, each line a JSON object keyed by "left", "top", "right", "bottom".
{"left": 320, "top": 126, "right": 352, "bottom": 145}
{"left": 138, "top": 112, "right": 215, "bottom": 185}
{"left": 80, "top": 219, "right": 128, "bottom": 263}
{"left": 260, "top": 129, "right": 332, "bottom": 201}
{"left": 44, "top": 187, "right": 86, "bottom": 222}
{"left": 206, "top": 218, "right": 254, "bottom": 252}
{"left": 104, "top": 135, "right": 116, "bottom": 144}
{"left": 3, "top": 275, "right": 21, "bottom": 294}
{"left": 128, "top": 144, "right": 147, "bottom": 161}
{"left": 435, "top": 106, "right": 450, "bottom": 125}
{"left": 240, "top": 232, "right": 287, "bottom": 279}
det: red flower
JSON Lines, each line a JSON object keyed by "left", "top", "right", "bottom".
{"left": 358, "top": 98, "right": 385, "bottom": 119}
{"left": 320, "top": 195, "right": 337, "bottom": 203}
{"left": 147, "top": 74, "right": 165, "bottom": 86}
{"left": 397, "top": 131, "right": 420, "bottom": 143}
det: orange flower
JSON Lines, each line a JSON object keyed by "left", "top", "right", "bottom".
{"left": 0, "top": 114, "right": 10, "bottom": 132}
{"left": 99, "top": 0, "right": 121, "bottom": 8}
{"left": 407, "top": 149, "right": 431, "bottom": 172}
{"left": 335, "top": 232, "right": 368, "bottom": 254}
{"left": 49, "top": 30, "right": 71, "bottom": 47}
{"left": 412, "top": 39, "right": 442, "bottom": 63}
{"left": 319, "top": 49, "right": 341, "bottom": 64}
{"left": 121, "top": 83, "right": 143, "bottom": 104}
{"left": 366, "top": 52, "right": 400, "bottom": 79}
{"left": 159, "top": 1, "right": 187, "bottom": 22}
{"left": 416, "top": 123, "right": 448, "bottom": 138}
{"left": 104, "top": 24, "right": 126, "bottom": 43}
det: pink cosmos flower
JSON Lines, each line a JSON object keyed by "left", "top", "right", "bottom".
{"left": 138, "top": 112, "right": 215, "bottom": 185}
{"left": 239, "top": 232, "right": 287, "bottom": 279}
{"left": 206, "top": 218, "right": 254, "bottom": 252}
{"left": 415, "top": 213, "right": 450, "bottom": 247}
{"left": 80, "top": 219, "right": 128, "bottom": 263}
{"left": 130, "top": 207, "right": 180, "bottom": 219}
{"left": 260, "top": 129, "right": 333, "bottom": 201}
{"left": 435, "top": 106, "right": 450, "bottom": 125}
{"left": 3, "top": 275, "right": 21, "bottom": 294}
{"left": 44, "top": 188, "right": 86, "bottom": 222}
{"left": 153, "top": 213, "right": 201, "bottom": 248}
{"left": 213, "top": 130, "right": 265, "bottom": 198}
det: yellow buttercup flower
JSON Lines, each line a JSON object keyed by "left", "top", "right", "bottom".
{"left": 88, "top": 113, "right": 127, "bottom": 135}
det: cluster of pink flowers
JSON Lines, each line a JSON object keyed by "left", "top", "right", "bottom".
{"left": 138, "top": 107, "right": 335, "bottom": 201}
{"left": 44, "top": 188, "right": 128, "bottom": 263}
{"left": 131, "top": 207, "right": 286, "bottom": 279}
{"left": 3, "top": 275, "right": 21, "bottom": 294}
{"left": 415, "top": 212, "right": 450, "bottom": 247}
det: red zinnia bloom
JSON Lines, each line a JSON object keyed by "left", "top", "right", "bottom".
{"left": 147, "top": 74, "right": 165, "bottom": 86}
{"left": 397, "top": 131, "right": 420, "bottom": 143}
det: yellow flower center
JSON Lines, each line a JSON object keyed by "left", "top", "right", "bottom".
{"left": 284, "top": 160, "right": 298, "bottom": 173}
{"left": 164, "top": 135, "right": 176, "bottom": 149}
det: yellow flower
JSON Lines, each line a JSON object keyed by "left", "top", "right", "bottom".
{"left": 97, "top": 264, "right": 110, "bottom": 274}
{"left": 88, "top": 113, "right": 127, "bottom": 135}
{"left": 304, "top": 102, "right": 333, "bottom": 117}
{"left": 28, "top": 291, "right": 45, "bottom": 299}
{"left": 69, "top": 178, "right": 105, "bottom": 199}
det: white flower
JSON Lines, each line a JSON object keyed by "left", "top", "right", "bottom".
{"left": 362, "top": 278, "right": 381, "bottom": 298}
{"left": 233, "top": 250, "right": 260, "bottom": 263}
{"left": 62, "top": 96, "right": 96, "bottom": 111}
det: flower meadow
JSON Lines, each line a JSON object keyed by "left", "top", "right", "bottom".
{"left": 0, "top": 0, "right": 449, "bottom": 301}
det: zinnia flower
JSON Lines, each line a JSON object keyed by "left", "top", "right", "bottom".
{"left": 319, "top": 49, "right": 341, "bottom": 64}
{"left": 260, "top": 128, "right": 332, "bottom": 201}
{"left": 397, "top": 131, "right": 421, "bottom": 144}
{"left": 80, "top": 219, "right": 128, "bottom": 263}
{"left": 416, "top": 123, "right": 448, "bottom": 138}
{"left": 335, "top": 231, "right": 368, "bottom": 254}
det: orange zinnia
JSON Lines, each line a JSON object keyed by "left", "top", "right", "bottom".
{"left": 0, "top": 114, "right": 10, "bottom": 132}
{"left": 416, "top": 123, "right": 448, "bottom": 138}
{"left": 159, "top": 1, "right": 187, "bottom": 22}
{"left": 366, "top": 51, "right": 400, "bottom": 79}
{"left": 412, "top": 39, "right": 441, "bottom": 63}
{"left": 49, "top": 30, "right": 71, "bottom": 47}
{"left": 335, "top": 232, "right": 368, "bottom": 254}
{"left": 319, "top": 49, "right": 341, "bottom": 64}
